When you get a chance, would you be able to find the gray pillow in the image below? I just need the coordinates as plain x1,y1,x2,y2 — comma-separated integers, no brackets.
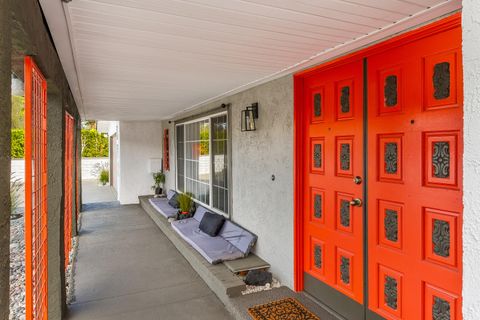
168,193,179,209
199,212,225,237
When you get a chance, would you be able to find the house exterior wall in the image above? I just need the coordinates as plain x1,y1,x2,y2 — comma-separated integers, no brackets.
5,0,82,318
162,11,479,316
118,121,163,204
164,75,295,288
462,1,480,318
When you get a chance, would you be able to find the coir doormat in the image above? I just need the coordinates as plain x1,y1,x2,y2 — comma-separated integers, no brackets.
248,297,320,320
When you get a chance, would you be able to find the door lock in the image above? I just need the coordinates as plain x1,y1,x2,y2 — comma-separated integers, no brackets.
350,198,363,207
353,176,362,185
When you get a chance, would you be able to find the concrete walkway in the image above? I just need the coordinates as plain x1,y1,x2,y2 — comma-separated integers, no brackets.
81,179,118,204
68,204,233,320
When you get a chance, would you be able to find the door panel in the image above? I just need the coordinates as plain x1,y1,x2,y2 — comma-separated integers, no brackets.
367,26,463,319
296,15,462,320
303,59,364,306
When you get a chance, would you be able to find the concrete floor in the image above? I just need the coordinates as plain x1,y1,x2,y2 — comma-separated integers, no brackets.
82,179,118,204
68,204,233,320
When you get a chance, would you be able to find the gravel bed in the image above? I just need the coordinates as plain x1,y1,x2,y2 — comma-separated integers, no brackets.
9,215,26,320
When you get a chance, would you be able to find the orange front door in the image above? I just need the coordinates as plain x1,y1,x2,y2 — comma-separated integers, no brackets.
295,14,462,320
367,24,463,320
302,59,365,311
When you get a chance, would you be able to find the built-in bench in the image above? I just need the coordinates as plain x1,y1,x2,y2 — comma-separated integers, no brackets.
171,205,257,264
140,195,269,299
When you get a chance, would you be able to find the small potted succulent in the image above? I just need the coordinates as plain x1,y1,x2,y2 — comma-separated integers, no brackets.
151,172,166,197
177,192,194,220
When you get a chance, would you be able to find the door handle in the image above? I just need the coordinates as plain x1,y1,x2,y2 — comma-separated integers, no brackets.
353,176,362,185
350,198,363,207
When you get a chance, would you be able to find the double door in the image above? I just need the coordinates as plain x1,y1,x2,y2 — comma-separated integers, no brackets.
299,18,462,320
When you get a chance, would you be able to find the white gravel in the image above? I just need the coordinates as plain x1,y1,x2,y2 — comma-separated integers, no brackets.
8,213,80,319
66,236,78,304
9,216,26,320
241,278,281,295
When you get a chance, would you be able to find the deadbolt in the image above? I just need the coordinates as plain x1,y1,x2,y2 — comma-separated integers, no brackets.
350,198,363,207
353,176,362,185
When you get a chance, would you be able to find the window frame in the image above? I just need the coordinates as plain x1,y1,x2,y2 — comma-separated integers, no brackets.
175,111,229,217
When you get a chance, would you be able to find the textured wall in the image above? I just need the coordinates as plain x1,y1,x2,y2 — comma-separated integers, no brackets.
46,92,66,320
8,0,81,317
462,1,480,318
164,75,295,287
0,0,11,318
118,121,163,204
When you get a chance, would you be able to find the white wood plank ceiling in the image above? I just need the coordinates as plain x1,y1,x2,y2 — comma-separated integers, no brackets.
39,0,461,120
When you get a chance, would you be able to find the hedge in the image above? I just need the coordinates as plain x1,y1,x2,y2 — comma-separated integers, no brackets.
81,129,108,157
10,128,109,158
11,129,25,159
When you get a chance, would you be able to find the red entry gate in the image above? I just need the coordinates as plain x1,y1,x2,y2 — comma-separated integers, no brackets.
24,56,48,320
64,113,75,268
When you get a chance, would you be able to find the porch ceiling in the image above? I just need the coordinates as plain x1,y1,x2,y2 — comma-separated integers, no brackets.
39,0,461,121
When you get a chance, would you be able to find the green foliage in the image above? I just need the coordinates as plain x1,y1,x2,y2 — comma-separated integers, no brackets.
178,192,193,213
11,129,24,159
11,95,25,129
200,125,209,155
81,129,108,157
10,172,23,216
151,172,165,189
82,120,97,130
99,169,109,185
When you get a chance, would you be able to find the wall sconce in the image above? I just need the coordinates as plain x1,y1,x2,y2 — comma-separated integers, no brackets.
241,103,259,132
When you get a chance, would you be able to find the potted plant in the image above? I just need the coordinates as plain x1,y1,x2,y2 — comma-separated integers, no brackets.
99,169,109,186
177,192,194,219
151,172,166,197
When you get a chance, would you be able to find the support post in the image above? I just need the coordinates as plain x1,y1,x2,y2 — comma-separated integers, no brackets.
0,0,12,318
47,91,66,319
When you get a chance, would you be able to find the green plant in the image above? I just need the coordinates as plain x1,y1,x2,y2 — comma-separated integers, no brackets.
11,95,25,129
81,129,108,157
151,172,165,190
99,169,109,186
10,172,23,216
11,128,25,158
178,193,193,213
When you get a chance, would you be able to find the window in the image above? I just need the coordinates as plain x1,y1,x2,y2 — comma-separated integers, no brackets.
176,113,229,214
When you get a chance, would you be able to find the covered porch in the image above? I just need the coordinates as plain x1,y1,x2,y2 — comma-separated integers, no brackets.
1,0,480,320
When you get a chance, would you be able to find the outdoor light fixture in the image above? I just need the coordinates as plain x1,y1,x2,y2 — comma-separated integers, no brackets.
241,103,259,132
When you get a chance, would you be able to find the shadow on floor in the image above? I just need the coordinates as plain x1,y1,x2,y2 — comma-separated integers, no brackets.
81,201,120,212
68,204,233,320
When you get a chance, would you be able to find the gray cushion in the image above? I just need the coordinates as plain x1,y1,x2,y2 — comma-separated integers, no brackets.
171,218,244,264
166,190,176,200
149,198,178,219
193,205,209,222
218,221,257,256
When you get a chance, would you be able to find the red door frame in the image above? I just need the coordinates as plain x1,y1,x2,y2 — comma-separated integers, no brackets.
24,56,48,320
294,13,461,293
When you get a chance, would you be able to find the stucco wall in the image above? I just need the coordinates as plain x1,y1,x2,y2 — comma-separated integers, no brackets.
462,1,480,318
0,0,11,318
118,121,163,204
164,75,295,287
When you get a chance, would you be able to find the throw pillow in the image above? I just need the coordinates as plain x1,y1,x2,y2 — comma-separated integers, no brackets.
199,212,225,237
168,193,179,208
